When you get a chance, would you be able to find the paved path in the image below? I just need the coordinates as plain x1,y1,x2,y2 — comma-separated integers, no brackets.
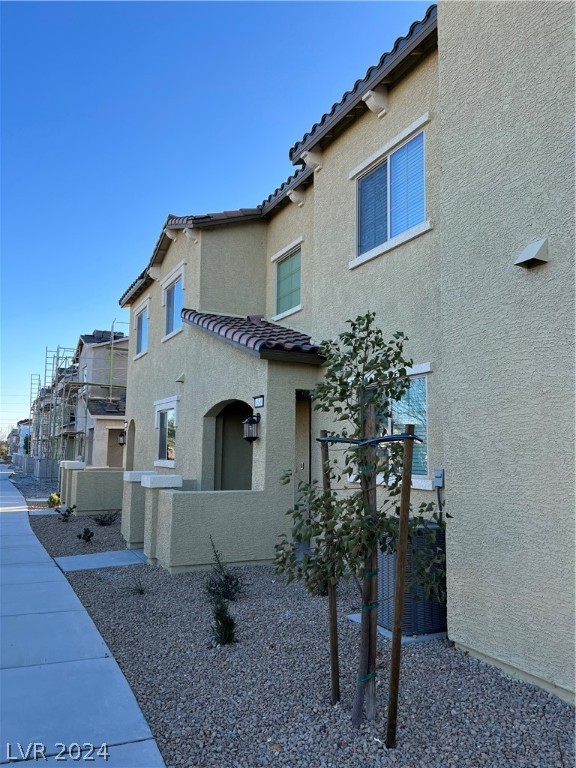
0,469,165,767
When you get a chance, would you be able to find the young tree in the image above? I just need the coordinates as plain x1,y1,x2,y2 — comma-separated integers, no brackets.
275,313,441,726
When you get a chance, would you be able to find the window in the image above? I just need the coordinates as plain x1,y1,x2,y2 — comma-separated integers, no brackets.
165,277,183,335
390,375,428,477
154,395,179,467
276,248,301,316
358,131,425,256
158,409,176,461
136,308,148,355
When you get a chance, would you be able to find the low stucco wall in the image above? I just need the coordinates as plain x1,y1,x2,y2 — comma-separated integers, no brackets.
70,468,124,515
152,489,291,573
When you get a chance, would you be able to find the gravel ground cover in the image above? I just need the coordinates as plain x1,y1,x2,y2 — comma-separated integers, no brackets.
67,564,574,768
7,470,124,556
8,470,59,509
29,510,124,557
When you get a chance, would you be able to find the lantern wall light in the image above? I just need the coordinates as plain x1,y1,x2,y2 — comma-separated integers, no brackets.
242,412,261,443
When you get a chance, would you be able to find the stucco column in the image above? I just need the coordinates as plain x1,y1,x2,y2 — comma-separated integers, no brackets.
141,474,183,564
121,471,158,548
59,461,86,506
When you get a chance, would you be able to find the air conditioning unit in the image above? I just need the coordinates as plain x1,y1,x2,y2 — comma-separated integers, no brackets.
378,523,447,636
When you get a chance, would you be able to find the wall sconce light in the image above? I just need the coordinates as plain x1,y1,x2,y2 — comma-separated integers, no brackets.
118,431,126,446
253,395,265,409
242,412,261,443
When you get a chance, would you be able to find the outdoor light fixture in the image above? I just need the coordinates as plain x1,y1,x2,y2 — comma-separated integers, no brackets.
242,412,261,443
118,431,126,446
253,395,265,409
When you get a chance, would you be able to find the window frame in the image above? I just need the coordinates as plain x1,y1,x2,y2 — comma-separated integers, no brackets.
348,113,432,270
273,245,302,320
154,395,179,468
160,261,186,342
133,297,150,359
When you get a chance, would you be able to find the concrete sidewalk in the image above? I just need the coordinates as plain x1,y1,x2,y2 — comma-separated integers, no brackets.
0,469,165,767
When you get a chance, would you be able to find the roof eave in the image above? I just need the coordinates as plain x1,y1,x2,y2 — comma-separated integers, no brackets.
289,6,438,163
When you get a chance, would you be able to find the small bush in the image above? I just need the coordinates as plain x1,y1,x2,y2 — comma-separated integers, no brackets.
91,512,119,527
129,575,146,595
212,599,236,645
57,505,76,522
205,536,244,602
77,527,94,543
48,492,60,508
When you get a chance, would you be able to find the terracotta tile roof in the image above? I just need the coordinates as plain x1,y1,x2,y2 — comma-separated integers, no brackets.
182,309,324,365
289,4,437,163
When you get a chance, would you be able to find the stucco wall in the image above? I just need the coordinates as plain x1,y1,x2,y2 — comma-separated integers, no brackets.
200,222,267,315
69,468,124,514
438,0,575,701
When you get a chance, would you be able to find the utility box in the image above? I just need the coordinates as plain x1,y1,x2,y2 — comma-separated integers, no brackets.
378,523,447,635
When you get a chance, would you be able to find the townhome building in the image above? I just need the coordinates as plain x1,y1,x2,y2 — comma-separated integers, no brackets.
113,2,573,704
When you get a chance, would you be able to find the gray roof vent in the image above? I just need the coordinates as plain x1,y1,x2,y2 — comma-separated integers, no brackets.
514,238,549,269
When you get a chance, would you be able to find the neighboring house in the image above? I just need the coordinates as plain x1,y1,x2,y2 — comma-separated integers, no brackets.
7,428,19,457
117,1,574,705
73,330,129,467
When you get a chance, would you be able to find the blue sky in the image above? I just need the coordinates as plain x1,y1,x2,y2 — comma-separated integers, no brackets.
0,0,430,432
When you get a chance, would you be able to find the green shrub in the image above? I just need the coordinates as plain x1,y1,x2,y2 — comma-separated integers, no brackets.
77,527,94,543
205,536,244,602
57,505,76,522
212,599,236,645
91,512,119,526
48,492,60,508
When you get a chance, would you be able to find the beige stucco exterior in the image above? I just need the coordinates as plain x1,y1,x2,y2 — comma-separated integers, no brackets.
118,2,574,702
437,0,575,702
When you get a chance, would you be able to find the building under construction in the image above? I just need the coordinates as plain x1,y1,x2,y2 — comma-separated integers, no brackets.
27,330,129,480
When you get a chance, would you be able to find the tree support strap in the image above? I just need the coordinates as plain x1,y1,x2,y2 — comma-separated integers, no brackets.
363,570,378,579
361,601,379,612
357,672,377,683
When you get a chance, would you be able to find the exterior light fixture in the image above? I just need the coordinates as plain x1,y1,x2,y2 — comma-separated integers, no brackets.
253,395,265,409
242,412,261,443
118,431,126,446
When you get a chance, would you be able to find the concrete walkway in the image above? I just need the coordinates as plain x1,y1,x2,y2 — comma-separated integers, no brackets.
0,469,165,767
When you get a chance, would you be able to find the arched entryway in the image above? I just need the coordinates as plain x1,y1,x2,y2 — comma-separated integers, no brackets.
125,419,136,471
214,400,253,490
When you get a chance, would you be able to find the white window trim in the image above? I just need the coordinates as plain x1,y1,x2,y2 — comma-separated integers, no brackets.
274,245,302,318
154,459,176,468
160,260,186,295
349,220,433,270
348,363,433,490
271,236,304,263
272,304,302,322
161,326,184,344
154,396,179,467
349,115,430,268
348,112,431,180
154,396,180,428
133,296,150,359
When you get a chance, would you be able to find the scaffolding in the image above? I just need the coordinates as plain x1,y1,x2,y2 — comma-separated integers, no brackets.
28,330,129,480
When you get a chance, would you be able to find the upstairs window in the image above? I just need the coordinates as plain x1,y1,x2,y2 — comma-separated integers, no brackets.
165,277,183,335
136,308,148,355
358,131,425,256
276,248,301,316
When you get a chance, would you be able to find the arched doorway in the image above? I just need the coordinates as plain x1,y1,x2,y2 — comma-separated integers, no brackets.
125,419,136,471
214,401,253,490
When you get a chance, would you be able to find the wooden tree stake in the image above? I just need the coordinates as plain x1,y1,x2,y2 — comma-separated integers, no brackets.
320,430,340,705
385,424,415,748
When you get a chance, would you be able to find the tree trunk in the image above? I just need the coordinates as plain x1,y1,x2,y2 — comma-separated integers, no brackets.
352,404,379,726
